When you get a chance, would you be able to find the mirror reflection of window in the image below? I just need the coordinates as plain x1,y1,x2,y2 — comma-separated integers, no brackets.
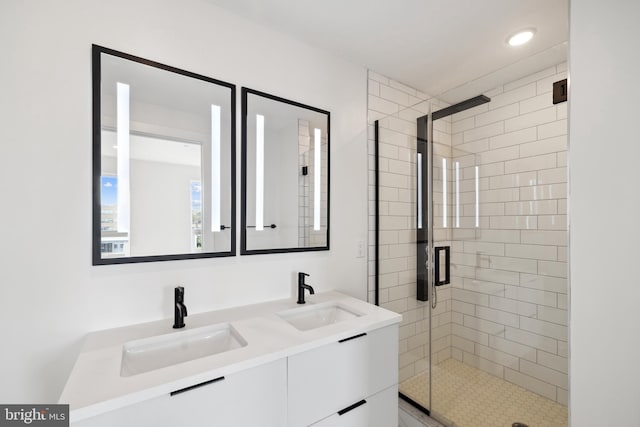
100,176,118,232
101,130,202,256
190,181,202,251
100,175,130,258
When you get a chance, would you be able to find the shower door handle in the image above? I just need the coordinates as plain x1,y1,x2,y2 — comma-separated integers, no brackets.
434,246,450,286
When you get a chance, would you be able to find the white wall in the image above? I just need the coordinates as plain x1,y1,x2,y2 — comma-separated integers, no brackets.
0,0,367,402
569,0,640,425
129,159,199,256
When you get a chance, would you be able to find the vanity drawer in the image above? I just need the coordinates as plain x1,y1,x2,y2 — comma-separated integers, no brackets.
73,358,286,427
310,385,398,427
287,324,398,427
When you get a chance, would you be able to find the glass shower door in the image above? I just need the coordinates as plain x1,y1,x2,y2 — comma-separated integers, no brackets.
428,99,569,427
375,87,568,426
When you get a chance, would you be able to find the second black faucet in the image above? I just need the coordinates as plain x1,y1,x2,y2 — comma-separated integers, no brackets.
173,286,188,328
297,272,315,304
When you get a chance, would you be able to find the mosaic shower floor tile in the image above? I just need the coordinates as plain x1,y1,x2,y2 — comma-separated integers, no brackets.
400,359,568,427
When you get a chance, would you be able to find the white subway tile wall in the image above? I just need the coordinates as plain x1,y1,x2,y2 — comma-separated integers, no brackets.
367,64,568,406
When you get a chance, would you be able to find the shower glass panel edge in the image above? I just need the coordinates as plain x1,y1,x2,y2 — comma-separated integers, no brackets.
372,98,434,417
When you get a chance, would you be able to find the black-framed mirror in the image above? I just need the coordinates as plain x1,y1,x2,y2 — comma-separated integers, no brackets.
92,45,236,264
241,88,330,255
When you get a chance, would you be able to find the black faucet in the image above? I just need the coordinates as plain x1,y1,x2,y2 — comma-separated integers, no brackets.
173,286,188,329
297,272,315,304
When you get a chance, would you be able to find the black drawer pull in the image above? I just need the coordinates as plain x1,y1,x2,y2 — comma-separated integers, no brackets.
170,376,225,396
338,332,367,343
338,399,367,416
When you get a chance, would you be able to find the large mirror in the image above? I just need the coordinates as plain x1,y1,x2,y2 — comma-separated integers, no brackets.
241,88,329,254
93,45,235,264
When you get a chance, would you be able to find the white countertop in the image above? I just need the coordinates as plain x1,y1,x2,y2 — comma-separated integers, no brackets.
59,291,401,422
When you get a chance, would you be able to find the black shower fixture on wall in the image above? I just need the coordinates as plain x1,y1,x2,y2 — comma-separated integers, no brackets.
432,95,491,120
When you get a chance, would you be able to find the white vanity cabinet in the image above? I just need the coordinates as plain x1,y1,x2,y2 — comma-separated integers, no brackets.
63,293,402,427
287,325,399,427
73,358,287,427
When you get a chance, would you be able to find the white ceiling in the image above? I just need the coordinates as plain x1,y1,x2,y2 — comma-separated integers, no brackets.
207,0,568,103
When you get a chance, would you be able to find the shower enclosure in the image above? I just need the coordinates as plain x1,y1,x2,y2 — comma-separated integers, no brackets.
372,70,569,426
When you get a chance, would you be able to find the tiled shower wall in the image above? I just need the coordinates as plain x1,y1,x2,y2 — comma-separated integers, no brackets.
367,64,568,404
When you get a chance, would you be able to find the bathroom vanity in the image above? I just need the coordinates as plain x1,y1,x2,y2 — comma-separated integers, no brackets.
60,292,401,426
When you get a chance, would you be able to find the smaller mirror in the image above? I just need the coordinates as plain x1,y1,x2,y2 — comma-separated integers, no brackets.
93,45,236,264
241,88,330,255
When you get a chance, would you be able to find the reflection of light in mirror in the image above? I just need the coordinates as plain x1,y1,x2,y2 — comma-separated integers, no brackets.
256,114,264,231
211,105,221,232
417,153,422,229
455,161,460,228
116,82,130,233
442,158,447,228
313,128,321,231
475,166,480,227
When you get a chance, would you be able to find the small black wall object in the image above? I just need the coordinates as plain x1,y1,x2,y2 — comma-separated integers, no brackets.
302,166,308,175
553,79,568,104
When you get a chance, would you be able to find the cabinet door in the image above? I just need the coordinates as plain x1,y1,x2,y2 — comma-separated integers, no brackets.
310,385,398,427
287,325,398,427
74,358,286,427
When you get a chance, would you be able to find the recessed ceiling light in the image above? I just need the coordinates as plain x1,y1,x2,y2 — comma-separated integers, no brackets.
507,29,536,46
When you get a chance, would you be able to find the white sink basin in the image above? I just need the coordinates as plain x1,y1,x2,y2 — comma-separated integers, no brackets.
120,323,247,377
278,302,362,331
